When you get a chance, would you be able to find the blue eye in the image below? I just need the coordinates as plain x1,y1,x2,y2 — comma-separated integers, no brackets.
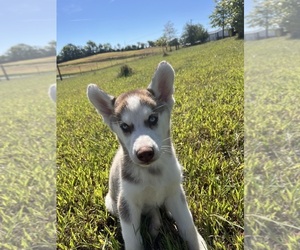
120,123,131,133
148,114,158,126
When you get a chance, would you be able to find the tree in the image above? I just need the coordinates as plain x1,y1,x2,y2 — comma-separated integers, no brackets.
5,44,39,61
227,0,244,38
46,40,56,56
97,43,103,53
247,0,280,38
103,43,112,52
156,36,168,55
148,40,156,47
58,43,82,62
210,0,244,39
85,40,97,55
278,0,300,38
181,22,209,45
140,43,146,49
210,1,231,38
247,0,300,38
0,41,56,63
163,21,177,51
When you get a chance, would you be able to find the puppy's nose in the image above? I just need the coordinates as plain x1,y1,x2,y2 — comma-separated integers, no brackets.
136,146,154,163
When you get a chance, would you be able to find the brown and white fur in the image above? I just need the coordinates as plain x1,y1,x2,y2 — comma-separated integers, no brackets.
87,61,207,250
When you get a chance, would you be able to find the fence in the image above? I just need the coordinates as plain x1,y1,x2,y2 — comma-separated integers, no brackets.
245,28,285,41
56,48,161,80
0,58,56,81
208,29,234,41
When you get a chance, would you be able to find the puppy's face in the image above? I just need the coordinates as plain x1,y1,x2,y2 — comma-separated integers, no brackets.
87,61,175,166
110,89,171,166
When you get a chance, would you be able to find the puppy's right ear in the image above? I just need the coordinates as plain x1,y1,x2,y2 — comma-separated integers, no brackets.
87,84,115,124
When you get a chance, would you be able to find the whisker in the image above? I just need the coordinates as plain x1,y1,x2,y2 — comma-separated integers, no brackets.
153,104,167,112
162,137,172,143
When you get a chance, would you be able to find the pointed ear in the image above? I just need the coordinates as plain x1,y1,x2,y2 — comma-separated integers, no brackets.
87,84,115,124
148,61,175,107
48,83,56,102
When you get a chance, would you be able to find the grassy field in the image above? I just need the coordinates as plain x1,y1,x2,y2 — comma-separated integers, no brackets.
0,74,56,249
57,37,244,249
245,37,300,249
57,47,162,76
0,56,56,78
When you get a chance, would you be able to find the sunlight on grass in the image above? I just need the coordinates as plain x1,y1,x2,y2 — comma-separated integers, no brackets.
245,37,300,249
0,75,56,249
57,38,243,249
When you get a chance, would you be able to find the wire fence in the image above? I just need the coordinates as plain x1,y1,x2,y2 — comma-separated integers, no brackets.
245,28,286,41
208,29,233,41
56,48,162,80
0,59,56,81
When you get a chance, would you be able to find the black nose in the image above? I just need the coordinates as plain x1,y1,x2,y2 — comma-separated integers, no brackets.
136,147,154,163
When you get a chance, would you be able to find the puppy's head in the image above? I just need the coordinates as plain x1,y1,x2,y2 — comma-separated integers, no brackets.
87,61,175,166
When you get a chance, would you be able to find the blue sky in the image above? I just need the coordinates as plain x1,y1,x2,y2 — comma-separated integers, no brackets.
1,0,255,56
0,0,56,55
57,0,217,53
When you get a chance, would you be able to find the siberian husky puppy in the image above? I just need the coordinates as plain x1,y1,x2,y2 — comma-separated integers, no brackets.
87,61,207,250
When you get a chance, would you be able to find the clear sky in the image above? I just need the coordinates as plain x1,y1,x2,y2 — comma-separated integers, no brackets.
0,0,56,55
57,0,216,53
1,0,255,56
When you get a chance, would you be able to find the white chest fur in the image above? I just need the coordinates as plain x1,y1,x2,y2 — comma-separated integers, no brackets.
122,155,182,212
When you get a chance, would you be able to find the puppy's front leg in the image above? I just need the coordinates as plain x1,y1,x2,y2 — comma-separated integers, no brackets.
118,195,143,250
165,186,207,250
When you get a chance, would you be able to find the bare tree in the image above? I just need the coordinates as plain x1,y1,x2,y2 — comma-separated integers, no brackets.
163,21,177,51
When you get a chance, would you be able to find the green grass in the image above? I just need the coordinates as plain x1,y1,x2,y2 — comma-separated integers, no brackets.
0,74,56,249
245,37,300,249
57,37,244,249
57,47,162,76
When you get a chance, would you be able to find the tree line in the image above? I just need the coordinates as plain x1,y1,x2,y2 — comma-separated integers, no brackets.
57,21,211,63
0,41,56,64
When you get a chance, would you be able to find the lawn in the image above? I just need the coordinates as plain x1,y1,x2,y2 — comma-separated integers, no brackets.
245,37,300,249
57,47,162,77
0,74,56,249
57,37,244,249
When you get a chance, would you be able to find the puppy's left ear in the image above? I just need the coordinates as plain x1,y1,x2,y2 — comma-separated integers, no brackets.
148,61,175,107
48,83,56,102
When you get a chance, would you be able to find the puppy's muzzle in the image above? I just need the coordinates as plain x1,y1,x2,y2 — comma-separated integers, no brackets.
136,146,154,163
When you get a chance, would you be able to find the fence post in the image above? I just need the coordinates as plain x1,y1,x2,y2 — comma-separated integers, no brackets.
1,65,9,80
57,65,62,81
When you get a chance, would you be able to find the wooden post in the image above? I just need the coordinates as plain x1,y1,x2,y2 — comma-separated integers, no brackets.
1,65,9,80
57,65,62,81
